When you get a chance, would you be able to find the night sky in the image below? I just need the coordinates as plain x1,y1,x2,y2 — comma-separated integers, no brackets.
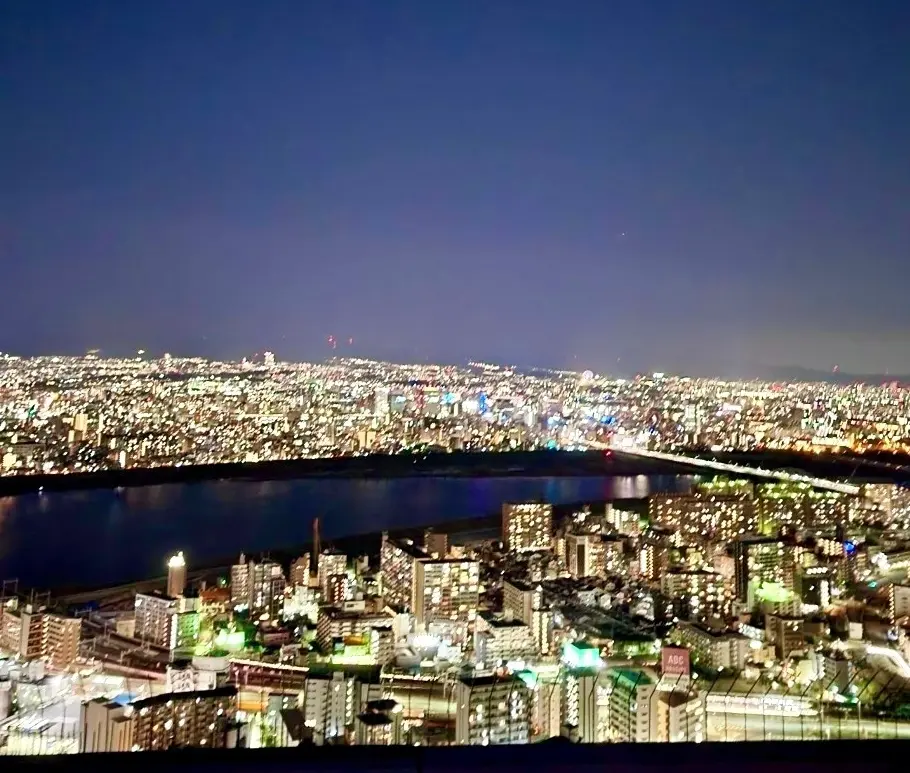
3,1,909,376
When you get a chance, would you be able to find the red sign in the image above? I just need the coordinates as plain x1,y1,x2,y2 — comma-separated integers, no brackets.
661,646,690,676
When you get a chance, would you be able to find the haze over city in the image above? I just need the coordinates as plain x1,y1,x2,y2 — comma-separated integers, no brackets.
3,1,910,375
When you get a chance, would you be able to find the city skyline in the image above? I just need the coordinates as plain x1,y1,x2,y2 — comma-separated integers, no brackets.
3,1,910,374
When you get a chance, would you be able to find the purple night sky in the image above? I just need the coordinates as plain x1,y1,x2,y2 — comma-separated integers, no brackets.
2,1,909,376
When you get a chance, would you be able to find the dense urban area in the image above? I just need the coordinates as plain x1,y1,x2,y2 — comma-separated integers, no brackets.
0,352,909,476
4,354,910,754
4,470,910,751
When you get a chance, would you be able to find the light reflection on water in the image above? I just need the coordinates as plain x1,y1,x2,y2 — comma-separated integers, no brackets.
0,475,692,589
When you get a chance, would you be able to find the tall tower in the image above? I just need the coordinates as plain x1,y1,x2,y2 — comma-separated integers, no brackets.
167,551,187,598
312,517,321,574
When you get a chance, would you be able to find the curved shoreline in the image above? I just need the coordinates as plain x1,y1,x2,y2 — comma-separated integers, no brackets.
0,448,906,497
0,450,692,495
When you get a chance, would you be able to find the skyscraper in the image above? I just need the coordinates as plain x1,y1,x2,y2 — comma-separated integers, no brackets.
502,503,553,552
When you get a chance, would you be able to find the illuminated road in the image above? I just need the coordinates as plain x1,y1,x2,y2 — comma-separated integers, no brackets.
586,442,860,495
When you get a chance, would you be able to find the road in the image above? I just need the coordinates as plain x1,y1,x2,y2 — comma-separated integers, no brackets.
585,442,860,495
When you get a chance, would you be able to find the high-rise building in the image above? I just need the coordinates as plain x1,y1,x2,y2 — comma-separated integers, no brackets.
318,550,347,600
290,553,311,587
455,673,531,746
134,591,177,648
230,554,251,609
380,535,479,622
756,482,850,534
0,605,81,669
562,668,611,743
380,535,424,611
301,672,356,744
607,668,656,742
474,612,538,666
503,503,553,552
660,568,730,622
732,536,798,604
413,557,479,624
503,580,551,654
131,686,239,750
167,551,187,598
565,533,611,578
229,555,286,614
656,690,705,742
649,485,757,543
249,561,286,615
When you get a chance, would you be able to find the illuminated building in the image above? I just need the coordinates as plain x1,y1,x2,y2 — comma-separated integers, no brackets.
669,622,750,671
607,668,656,742
290,553,311,587
756,482,850,533
455,673,530,746
564,533,623,578
230,554,251,608
230,559,287,616
732,536,793,604
656,690,705,742
649,485,757,543
302,672,357,744
796,565,837,608
414,557,479,624
318,549,348,601
316,607,392,649
326,573,350,606
380,535,423,610
134,591,177,648
502,503,553,553
639,539,669,583
373,387,390,418
520,671,562,739
474,612,538,666
503,580,551,654
131,686,238,750
166,551,187,598
660,568,730,622
562,669,610,743
765,614,805,659
0,605,81,669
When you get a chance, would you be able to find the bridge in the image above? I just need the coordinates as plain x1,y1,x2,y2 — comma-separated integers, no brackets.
585,442,861,495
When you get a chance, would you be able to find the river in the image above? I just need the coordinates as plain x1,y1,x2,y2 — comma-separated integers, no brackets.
0,474,690,590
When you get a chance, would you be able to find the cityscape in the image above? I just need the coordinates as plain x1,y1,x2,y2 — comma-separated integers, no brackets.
2,354,910,753
1,352,909,477
4,0,910,765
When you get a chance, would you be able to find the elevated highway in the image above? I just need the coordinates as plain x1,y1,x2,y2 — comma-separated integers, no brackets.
586,442,861,494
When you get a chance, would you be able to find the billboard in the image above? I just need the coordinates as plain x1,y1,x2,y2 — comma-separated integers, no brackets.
661,646,690,676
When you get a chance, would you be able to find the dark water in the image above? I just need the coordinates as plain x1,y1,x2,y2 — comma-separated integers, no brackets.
0,475,690,589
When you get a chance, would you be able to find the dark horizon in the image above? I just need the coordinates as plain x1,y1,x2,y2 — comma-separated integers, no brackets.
3,1,909,375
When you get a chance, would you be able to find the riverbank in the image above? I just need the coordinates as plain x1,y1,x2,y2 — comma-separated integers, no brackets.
0,449,694,496
2,447,907,497
56,497,649,602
